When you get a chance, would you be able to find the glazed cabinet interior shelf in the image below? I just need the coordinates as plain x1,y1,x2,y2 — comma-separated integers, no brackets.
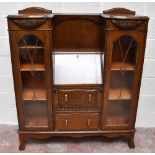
7,7,149,150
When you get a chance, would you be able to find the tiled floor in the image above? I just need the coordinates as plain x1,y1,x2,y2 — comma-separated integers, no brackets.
0,125,155,153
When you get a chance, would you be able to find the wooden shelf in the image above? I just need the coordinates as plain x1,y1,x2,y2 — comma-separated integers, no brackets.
111,62,135,71
109,88,132,100
23,88,47,100
53,48,101,54
19,45,44,49
20,63,45,71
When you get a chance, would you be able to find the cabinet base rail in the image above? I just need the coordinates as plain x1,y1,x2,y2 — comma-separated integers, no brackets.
18,129,135,150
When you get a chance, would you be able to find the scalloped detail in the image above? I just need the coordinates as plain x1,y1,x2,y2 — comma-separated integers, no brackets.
12,18,47,29
111,19,143,30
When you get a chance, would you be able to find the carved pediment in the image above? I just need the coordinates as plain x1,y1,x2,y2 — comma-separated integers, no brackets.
111,19,144,30
12,18,47,29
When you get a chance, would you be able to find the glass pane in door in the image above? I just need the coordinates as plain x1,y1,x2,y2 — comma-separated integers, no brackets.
107,35,137,127
18,35,48,128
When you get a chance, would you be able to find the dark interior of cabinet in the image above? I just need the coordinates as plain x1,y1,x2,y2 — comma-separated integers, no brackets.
111,35,137,68
21,72,47,100
24,101,48,127
107,100,131,126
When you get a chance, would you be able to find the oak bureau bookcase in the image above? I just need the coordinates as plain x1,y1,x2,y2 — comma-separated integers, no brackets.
7,7,149,150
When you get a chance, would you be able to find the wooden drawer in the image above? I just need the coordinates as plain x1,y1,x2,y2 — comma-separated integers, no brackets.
55,113,99,130
57,89,100,107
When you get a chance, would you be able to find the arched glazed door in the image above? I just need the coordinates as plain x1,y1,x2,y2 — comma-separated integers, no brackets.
106,35,138,128
18,35,48,128
9,31,53,130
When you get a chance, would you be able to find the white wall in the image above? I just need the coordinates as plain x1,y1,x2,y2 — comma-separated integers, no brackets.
0,2,155,127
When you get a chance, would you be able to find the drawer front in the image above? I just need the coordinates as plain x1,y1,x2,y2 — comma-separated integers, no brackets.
55,113,99,130
58,89,99,107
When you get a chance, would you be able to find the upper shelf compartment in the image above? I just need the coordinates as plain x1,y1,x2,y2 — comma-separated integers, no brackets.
53,15,103,53
18,35,45,72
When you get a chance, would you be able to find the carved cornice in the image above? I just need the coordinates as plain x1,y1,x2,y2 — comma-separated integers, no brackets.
12,18,47,29
111,19,143,30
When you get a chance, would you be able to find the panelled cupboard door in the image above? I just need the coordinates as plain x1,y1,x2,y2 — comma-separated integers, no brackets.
9,31,53,130
102,31,147,130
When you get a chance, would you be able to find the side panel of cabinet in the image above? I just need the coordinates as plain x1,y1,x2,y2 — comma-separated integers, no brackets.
9,30,53,130
102,30,147,130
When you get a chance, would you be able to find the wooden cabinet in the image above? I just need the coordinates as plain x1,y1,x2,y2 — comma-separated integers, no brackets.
7,7,149,150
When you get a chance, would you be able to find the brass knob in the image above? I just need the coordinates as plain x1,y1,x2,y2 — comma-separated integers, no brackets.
65,94,68,102
65,119,68,127
88,94,91,102
87,119,91,126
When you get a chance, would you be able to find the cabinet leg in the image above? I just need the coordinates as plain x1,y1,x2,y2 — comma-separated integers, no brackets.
19,134,26,151
128,133,135,149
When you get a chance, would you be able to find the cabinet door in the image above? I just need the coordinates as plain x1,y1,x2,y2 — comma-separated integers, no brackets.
102,32,146,129
9,31,53,130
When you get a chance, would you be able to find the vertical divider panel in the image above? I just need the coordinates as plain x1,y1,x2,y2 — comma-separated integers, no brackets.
43,30,54,130
102,31,113,129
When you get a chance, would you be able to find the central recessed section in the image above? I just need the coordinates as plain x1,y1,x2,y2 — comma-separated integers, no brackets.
53,15,104,86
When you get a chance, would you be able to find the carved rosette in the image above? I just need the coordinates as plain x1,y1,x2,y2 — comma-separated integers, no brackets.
111,19,143,30
12,18,47,29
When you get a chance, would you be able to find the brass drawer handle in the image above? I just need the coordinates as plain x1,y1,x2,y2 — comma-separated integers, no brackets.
65,94,68,102
65,119,68,127
88,94,91,102
87,119,91,126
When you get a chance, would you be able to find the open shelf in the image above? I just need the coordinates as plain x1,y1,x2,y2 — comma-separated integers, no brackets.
23,88,47,101
24,101,48,127
109,88,132,100
53,48,101,54
21,72,47,101
20,63,45,71
19,45,44,49
111,62,135,71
